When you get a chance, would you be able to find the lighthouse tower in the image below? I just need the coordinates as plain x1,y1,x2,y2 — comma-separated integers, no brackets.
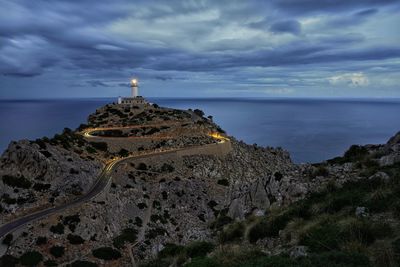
131,78,138,97
118,77,148,107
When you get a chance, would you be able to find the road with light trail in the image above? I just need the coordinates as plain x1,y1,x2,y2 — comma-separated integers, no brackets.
0,123,229,239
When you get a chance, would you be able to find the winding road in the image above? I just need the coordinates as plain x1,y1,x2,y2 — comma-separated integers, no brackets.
0,123,229,239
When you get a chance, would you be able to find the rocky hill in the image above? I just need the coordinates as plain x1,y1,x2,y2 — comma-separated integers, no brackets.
0,102,399,267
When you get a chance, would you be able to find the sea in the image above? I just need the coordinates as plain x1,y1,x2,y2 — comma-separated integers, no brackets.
0,98,399,164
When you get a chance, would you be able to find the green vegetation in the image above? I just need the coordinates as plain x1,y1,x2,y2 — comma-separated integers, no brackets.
19,251,43,266
92,247,121,260
137,162,148,170
50,128,86,149
142,159,400,267
36,236,47,245
67,234,85,244
50,223,65,234
185,241,215,258
44,260,58,266
118,148,129,157
217,179,230,186
50,246,65,258
63,214,81,231
112,228,138,248
70,260,99,267
219,222,245,243
328,145,370,164
141,241,372,267
2,175,32,189
0,255,18,267
89,141,108,151
2,233,13,245
160,163,175,173
193,109,205,117
32,183,51,191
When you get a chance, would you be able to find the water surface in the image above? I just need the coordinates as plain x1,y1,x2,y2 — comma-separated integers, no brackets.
1,98,399,163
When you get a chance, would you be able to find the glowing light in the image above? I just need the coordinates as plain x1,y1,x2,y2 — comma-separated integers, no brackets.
131,78,138,86
208,132,229,142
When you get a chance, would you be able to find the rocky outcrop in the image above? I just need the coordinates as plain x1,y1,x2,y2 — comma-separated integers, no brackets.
1,103,399,266
0,140,101,223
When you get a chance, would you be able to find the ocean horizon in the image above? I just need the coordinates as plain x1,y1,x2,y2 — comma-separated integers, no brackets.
1,97,400,163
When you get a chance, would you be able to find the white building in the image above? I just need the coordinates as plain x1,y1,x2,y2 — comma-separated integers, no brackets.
118,78,148,106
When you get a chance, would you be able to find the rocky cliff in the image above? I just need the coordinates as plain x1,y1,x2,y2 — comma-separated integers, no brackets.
0,102,399,267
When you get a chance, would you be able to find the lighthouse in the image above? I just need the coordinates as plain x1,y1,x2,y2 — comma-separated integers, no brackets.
118,77,148,107
131,78,138,97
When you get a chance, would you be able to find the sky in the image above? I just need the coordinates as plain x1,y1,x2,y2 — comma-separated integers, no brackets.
0,0,399,99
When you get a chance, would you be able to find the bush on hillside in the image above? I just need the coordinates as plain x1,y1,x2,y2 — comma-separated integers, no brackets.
67,234,85,245
50,246,65,258
89,142,108,152
92,247,121,260
2,175,32,189
113,228,138,248
19,251,43,266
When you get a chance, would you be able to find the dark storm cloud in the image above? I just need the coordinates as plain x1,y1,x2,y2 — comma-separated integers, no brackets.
270,0,398,14
0,0,399,98
269,20,302,35
355,8,379,16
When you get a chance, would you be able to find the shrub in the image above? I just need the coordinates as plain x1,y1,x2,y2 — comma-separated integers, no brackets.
140,258,170,267
160,163,174,173
113,228,138,248
219,222,245,243
36,236,47,245
137,163,147,170
2,194,16,204
86,146,96,154
118,149,129,157
134,217,143,227
2,175,32,189
50,246,65,258
33,183,51,191
310,251,370,267
89,142,108,152
185,241,215,258
67,234,85,244
193,109,205,117
370,222,393,239
35,138,47,149
92,247,121,260
392,238,400,262
50,223,65,234
39,150,52,158
299,222,342,252
211,215,233,230
0,255,18,267
2,233,13,245
159,243,185,258
217,179,229,186
274,172,284,181
70,260,99,267
44,260,58,266
184,257,222,267
341,220,375,245
313,166,329,177
137,203,147,209
344,145,369,162
248,213,291,243
19,251,43,266
63,214,81,231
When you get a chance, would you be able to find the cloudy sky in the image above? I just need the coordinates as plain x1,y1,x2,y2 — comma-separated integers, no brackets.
0,0,399,99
